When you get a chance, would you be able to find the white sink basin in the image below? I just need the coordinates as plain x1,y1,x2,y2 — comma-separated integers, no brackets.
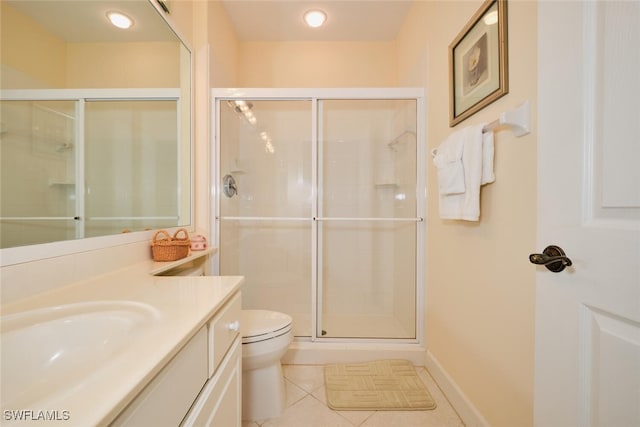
1,301,161,409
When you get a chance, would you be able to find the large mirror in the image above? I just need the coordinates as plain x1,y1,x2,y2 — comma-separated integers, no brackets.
0,0,192,250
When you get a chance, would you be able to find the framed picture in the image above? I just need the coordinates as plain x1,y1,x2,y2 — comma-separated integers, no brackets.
449,0,508,127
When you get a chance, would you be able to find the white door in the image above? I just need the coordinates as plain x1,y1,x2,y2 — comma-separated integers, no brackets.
535,2,640,427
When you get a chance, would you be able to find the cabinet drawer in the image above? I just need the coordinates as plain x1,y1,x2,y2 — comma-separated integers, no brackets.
182,337,242,427
209,291,241,376
111,327,208,427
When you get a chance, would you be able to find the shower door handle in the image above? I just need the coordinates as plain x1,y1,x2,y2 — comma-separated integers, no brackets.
223,174,238,198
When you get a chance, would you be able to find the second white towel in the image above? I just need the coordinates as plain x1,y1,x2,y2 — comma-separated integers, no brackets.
433,124,495,221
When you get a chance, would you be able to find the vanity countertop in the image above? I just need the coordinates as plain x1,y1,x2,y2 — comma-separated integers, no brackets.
0,256,243,427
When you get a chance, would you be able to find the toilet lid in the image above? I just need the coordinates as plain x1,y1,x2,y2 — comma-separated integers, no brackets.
241,310,292,343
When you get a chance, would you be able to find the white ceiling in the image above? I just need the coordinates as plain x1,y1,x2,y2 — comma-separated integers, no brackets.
7,0,413,43
6,1,178,43
220,1,414,42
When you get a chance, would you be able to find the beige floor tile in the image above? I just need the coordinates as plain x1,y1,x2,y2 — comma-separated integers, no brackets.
310,384,327,404
243,380,306,426
361,409,464,427
282,364,325,393
333,409,375,426
262,364,465,427
284,378,308,407
311,385,375,426
415,367,465,425
261,395,354,427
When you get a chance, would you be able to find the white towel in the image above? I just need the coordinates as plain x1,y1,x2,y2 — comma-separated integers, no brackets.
433,124,495,221
481,130,495,185
431,133,465,195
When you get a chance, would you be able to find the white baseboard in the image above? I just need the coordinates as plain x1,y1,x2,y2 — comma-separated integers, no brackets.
425,350,490,427
283,341,426,365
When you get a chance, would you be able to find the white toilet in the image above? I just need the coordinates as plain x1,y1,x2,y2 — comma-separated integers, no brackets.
240,309,293,421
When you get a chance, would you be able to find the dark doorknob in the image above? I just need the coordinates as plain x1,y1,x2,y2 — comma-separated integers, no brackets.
529,245,572,273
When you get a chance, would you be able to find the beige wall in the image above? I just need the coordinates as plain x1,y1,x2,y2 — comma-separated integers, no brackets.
238,41,397,87
397,1,537,426
1,3,66,89
1,2,185,90
208,0,240,88
165,1,194,47
66,42,180,88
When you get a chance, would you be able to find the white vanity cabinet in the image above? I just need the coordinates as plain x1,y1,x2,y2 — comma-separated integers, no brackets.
111,291,242,427
183,292,242,426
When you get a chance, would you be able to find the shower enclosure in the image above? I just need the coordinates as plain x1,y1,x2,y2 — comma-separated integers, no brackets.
213,88,424,345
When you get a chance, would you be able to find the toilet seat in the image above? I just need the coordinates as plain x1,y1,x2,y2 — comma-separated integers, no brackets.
241,310,292,344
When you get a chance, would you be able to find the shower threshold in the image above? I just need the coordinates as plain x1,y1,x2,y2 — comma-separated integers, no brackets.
320,314,415,339
283,339,425,365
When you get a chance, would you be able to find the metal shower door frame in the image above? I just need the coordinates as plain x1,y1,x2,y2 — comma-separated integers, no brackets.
212,88,425,345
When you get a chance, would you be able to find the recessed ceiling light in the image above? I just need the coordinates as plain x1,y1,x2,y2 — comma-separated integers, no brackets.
304,10,327,28
107,11,134,29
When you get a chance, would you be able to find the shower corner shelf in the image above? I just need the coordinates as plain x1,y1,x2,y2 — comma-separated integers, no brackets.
374,183,398,189
48,179,75,187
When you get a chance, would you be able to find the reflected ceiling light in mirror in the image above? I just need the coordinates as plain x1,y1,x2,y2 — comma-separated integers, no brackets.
304,10,327,28
107,11,134,29
483,11,498,25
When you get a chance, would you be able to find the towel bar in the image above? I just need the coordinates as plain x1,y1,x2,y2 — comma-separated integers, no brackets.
482,100,531,137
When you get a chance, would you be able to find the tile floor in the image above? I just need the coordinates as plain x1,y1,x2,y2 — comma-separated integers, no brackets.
242,364,465,427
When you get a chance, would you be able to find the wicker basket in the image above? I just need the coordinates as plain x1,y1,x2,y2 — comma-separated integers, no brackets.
151,228,191,262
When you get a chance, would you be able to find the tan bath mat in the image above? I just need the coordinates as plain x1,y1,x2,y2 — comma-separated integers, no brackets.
324,359,437,411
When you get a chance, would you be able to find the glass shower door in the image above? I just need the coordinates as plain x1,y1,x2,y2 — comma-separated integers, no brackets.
318,99,418,339
218,100,313,337
0,100,78,248
84,100,180,236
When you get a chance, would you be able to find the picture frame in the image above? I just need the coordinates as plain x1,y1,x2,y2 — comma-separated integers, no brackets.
449,0,508,127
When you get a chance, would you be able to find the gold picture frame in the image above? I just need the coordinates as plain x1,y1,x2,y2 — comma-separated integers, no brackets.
449,0,508,127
